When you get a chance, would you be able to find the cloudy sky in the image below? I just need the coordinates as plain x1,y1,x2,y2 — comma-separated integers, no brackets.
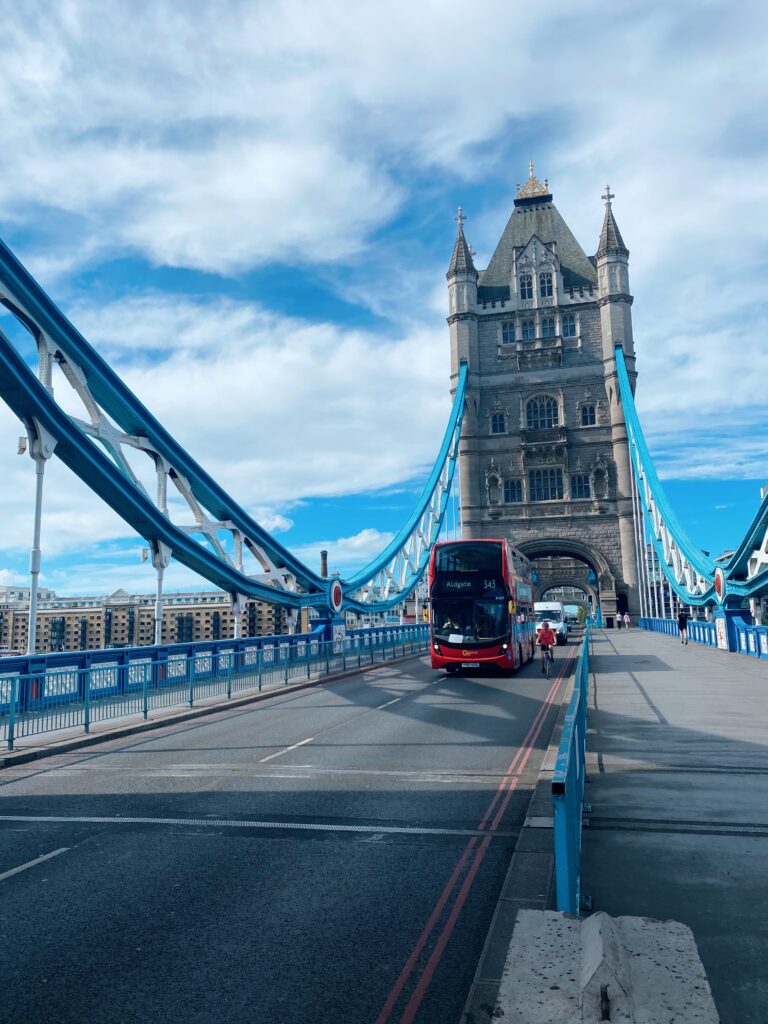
0,0,766,595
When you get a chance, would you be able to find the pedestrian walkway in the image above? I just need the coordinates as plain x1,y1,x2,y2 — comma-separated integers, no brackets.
581,628,768,1024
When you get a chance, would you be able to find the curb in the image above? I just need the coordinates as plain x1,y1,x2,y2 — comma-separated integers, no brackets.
460,657,577,1024
0,649,428,770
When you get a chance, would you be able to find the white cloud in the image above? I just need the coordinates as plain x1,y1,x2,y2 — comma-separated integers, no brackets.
0,568,25,586
0,293,449,568
0,0,767,587
292,528,396,576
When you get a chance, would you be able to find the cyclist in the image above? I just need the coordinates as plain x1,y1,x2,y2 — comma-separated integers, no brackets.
538,620,557,674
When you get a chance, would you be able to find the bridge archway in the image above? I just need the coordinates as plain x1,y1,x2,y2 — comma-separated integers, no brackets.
539,582,596,607
516,537,622,627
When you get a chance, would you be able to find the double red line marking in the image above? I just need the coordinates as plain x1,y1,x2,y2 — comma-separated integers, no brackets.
375,653,575,1024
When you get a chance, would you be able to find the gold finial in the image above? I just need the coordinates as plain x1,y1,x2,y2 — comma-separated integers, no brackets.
516,162,551,199
454,206,466,229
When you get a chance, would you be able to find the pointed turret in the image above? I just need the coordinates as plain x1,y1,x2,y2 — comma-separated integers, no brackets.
597,192,629,258
446,207,477,278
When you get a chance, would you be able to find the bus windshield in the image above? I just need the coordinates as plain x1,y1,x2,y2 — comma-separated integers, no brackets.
432,598,509,643
434,543,503,574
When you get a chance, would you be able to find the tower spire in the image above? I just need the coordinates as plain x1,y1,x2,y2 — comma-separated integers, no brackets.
446,206,477,278
598,186,628,258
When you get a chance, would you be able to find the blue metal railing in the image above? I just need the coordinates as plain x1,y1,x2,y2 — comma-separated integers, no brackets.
0,625,430,751
552,627,590,914
732,617,768,658
639,615,768,656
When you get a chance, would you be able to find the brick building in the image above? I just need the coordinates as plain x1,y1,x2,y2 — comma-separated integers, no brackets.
0,586,303,654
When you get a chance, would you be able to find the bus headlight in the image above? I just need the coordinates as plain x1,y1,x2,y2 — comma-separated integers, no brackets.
501,643,508,651
433,643,441,653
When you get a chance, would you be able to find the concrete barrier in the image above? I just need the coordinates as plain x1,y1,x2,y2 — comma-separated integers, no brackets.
496,909,719,1023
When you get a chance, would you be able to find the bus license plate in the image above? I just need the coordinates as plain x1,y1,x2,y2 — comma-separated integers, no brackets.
461,662,480,668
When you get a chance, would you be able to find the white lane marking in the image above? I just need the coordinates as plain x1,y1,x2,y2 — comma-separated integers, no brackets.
376,697,402,709
0,847,69,883
258,736,315,763
0,816,514,838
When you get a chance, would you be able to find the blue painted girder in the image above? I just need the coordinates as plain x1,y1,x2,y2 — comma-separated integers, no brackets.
0,237,466,610
616,346,768,602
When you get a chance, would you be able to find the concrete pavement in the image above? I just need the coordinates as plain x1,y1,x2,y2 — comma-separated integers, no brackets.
581,628,768,1024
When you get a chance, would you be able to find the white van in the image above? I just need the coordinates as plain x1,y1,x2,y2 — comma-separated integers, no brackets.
534,601,569,646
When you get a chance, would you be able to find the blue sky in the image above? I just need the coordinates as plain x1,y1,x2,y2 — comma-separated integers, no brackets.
0,0,767,596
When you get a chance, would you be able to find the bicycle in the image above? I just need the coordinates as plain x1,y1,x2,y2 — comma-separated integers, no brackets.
541,643,555,679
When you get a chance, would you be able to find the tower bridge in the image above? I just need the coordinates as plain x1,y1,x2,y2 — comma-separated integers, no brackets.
447,166,638,627
1,171,767,1024
0,168,767,653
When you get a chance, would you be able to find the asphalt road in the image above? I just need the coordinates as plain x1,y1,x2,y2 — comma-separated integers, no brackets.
0,645,575,1024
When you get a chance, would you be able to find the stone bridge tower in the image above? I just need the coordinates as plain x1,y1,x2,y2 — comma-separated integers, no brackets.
447,167,639,623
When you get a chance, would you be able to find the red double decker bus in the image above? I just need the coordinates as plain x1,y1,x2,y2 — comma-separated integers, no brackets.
428,539,536,673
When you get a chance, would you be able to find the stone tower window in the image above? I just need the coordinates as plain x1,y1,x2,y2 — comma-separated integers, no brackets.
521,319,535,341
541,317,555,339
501,322,515,344
539,272,553,297
526,395,559,429
491,412,506,434
520,274,533,300
562,314,576,337
580,404,596,426
571,474,591,499
529,468,564,501
504,479,523,503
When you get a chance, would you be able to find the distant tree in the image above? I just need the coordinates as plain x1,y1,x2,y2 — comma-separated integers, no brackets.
577,606,589,625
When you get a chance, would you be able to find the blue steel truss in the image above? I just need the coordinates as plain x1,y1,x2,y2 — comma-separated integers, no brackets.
616,346,768,605
0,236,466,612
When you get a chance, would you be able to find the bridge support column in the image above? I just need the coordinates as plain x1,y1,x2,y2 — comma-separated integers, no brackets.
150,541,172,646
24,419,57,655
231,593,248,639
312,609,346,657
713,600,743,653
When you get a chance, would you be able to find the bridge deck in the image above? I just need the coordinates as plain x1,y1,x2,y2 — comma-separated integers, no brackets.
582,628,768,1024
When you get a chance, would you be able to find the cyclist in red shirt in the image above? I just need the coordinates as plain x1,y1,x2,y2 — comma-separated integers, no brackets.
537,621,557,674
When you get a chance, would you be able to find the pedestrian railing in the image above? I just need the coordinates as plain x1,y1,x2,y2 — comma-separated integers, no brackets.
640,616,718,646
0,625,430,751
733,617,768,658
552,627,590,915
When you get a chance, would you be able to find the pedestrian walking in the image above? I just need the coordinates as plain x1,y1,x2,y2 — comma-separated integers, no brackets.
623,612,631,629
677,609,689,645
617,615,622,630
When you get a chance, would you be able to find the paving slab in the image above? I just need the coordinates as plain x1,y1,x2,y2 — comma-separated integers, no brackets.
582,628,768,1024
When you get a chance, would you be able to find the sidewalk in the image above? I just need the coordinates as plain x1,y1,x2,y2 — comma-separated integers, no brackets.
581,628,768,1024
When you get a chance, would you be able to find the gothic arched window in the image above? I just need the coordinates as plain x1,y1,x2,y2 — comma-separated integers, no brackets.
526,395,559,430
529,468,564,502
520,274,533,300
562,314,576,337
539,272,553,297
571,474,591,499
521,319,535,340
541,317,555,338
491,412,506,434
581,404,596,426
504,479,523,503
501,322,515,344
